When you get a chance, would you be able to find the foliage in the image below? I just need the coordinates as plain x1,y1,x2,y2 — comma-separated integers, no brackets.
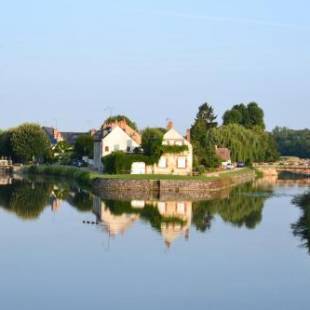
51,141,73,164
192,183,273,231
27,165,93,186
161,145,188,154
74,134,94,159
102,151,153,174
223,102,265,130
141,128,164,162
0,181,51,220
0,130,14,159
191,102,218,141
104,115,138,131
206,124,279,164
272,127,310,158
191,103,219,169
10,123,50,163
292,191,310,254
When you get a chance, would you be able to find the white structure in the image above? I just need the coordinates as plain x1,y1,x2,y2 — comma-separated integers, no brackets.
94,126,141,171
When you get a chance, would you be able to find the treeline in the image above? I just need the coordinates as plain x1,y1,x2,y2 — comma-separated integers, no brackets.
191,102,279,170
272,127,310,159
0,123,94,164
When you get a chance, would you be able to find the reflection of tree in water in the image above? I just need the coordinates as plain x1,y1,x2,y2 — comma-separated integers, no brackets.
0,180,51,219
0,179,94,219
67,190,93,212
292,191,310,254
192,183,272,231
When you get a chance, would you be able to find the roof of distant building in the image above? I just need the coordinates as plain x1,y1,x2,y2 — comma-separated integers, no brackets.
216,147,231,162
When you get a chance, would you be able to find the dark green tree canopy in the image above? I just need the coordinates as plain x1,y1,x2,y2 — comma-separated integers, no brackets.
74,134,94,159
191,103,217,140
190,103,219,169
141,128,164,161
272,127,310,158
223,102,265,130
10,123,50,163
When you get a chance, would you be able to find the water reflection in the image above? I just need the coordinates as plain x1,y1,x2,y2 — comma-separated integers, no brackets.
292,190,310,253
0,179,93,220
3,176,310,252
92,183,274,247
0,177,275,247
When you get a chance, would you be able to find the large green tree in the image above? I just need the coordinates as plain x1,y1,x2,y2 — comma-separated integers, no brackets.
10,123,50,163
190,103,219,169
223,102,265,129
141,128,164,161
0,130,14,158
74,134,94,159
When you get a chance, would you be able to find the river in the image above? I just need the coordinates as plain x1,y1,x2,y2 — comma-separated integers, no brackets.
0,174,310,309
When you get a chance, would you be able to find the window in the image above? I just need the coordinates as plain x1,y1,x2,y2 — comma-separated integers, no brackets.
177,157,187,169
127,146,131,152
159,157,167,168
105,146,109,152
177,202,186,215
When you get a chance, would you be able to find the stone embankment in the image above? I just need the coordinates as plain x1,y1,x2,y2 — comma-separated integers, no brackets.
93,170,255,201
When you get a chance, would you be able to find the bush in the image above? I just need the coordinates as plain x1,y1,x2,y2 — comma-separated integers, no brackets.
102,151,153,174
26,165,92,186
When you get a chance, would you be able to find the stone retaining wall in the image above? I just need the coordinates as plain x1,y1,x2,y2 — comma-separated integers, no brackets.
93,171,255,201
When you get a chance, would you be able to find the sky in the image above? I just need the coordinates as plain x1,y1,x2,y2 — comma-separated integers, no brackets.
1,0,309,132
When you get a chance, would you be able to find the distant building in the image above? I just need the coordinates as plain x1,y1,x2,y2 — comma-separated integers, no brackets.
215,146,231,167
43,127,87,146
93,119,142,171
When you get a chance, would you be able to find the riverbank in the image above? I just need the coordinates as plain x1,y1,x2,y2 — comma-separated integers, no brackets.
23,165,256,197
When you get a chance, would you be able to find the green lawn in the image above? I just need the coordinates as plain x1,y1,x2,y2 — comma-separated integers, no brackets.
90,167,253,181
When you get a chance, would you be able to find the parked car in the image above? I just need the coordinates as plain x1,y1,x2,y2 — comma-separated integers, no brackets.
237,161,245,168
71,160,87,168
225,163,235,170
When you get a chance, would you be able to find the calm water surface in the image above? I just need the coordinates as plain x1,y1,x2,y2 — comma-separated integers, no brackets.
1,175,310,310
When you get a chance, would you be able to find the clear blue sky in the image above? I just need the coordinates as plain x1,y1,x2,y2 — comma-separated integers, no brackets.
1,0,309,132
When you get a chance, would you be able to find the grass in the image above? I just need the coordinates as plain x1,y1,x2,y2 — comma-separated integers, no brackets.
24,164,254,184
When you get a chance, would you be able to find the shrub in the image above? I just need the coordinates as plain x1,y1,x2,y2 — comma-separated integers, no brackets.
102,152,153,174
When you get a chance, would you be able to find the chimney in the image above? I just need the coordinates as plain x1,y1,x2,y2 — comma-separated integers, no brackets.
89,129,97,136
186,129,191,143
167,120,174,130
53,129,63,142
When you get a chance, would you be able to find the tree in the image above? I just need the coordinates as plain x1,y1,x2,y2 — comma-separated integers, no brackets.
141,128,164,161
206,124,278,164
10,124,50,163
0,130,14,158
74,134,94,159
272,127,310,158
223,102,265,129
191,103,217,140
190,103,219,169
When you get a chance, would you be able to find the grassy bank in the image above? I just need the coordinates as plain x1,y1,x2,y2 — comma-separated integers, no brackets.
25,165,97,187
24,165,254,184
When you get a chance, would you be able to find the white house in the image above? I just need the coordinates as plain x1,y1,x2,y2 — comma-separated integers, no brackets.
94,121,141,171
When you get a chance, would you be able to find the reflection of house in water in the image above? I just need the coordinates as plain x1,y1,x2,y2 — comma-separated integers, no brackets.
51,196,63,212
157,201,192,247
93,196,193,247
0,175,13,185
93,197,139,237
